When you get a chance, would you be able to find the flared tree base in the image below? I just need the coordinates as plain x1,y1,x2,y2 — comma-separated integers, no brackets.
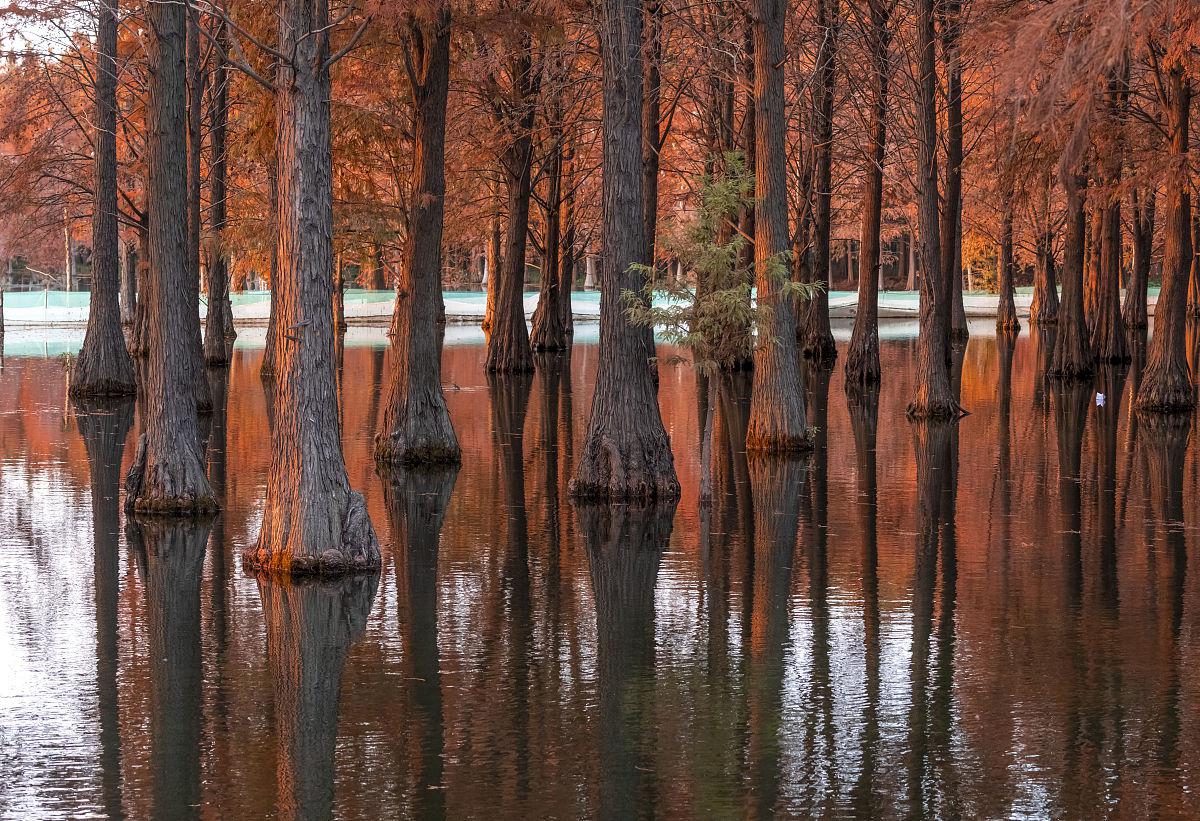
744,429,816,455
570,428,680,503
800,332,838,365
905,398,965,421
996,317,1021,335
124,433,219,514
245,490,381,575
843,335,880,389
374,436,461,468
1136,364,1195,414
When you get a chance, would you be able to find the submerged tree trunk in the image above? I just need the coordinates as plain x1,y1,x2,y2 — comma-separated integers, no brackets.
485,38,537,374
1124,188,1154,329
375,6,460,466
1030,228,1059,325
571,0,679,500
247,0,380,574
1137,69,1193,414
746,0,810,450
906,0,958,418
124,0,217,513
72,0,136,397
844,0,890,389
530,120,568,351
940,0,967,343
997,192,1020,334
798,0,839,364
204,22,235,365
1050,172,1095,379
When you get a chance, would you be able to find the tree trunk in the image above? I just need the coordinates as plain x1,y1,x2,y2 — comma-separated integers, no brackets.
375,7,460,466
204,22,235,365
746,0,810,451
1083,203,1102,328
571,0,679,500
130,219,150,356
1030,228,1059,325
844,0,889,389
72,0,136,397
1050,172,1094,379
1124,188,1154,328
482,178,501,333
1187,212,1200,318
799,0,839,364
906,0,958,418
257,573,376,821
531,119,567,351
262,159,282,378
120,238,137,325
184,7,212,412
247,0,381,574
642,0,663,266
1136,69,1193,413
557,141,576,337
997,192,1020,334
940,0,967,343
1092,181,1128,362
124,0,217,513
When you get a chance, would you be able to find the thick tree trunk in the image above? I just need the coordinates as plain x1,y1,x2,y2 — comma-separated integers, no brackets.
204,24,235,365
940,0,967,343
571,0,679,500
257,573,376,821
844,0,889,389
1124,188,1154,329
1050,172,1094,379
997,193,1020,334
485,37,537,373
798,0,839,364
1083,203,1102,328
184,8,212,413
746,0,810,450
124,0,217,513
72,0,136,397
1092,121,1128,363
1030,229,1059,325
375,7,460,466
1137,70,1193,414
482,179,501,334
906,0,958,418
530,124,568,351
247,0,381,574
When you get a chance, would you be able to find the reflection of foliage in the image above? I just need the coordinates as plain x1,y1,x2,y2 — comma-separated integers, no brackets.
622,153,822,372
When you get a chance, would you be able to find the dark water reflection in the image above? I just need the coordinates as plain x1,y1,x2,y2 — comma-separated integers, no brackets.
4,324,1200,818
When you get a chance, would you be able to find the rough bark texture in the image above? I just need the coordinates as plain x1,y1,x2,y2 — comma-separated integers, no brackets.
247,0,381,575
1137,70,1194,414
261,160,281,378
484,34,536,374
184,9,212,414
642,0,663,266
906,0,958,418
375,7,460,466
997,193,1021,335
571,0,679,500
1030,229,1059,325
940,0,967,343
558,144,576,338
1188,213,1200,318
71,0,136,398
530,120,568,351
746,0,811,451
844,0,889,389
1050,173,1095,379
1091,139,1128,363
257,572,377,821
1124,189,1154,329
204,24,235,365
124,0,217,513
120,239,137,326
798,0,839,364
482,182,501,334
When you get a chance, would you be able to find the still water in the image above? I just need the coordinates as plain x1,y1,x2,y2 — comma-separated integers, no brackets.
2,322,1200,820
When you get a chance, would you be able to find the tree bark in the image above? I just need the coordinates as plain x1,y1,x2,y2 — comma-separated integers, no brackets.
940,0,967,343
1124,188,1154,328
1091,95,1128,363
571,0,679,500
72,0,136,397
746,0,810,450
642,0,663,266
530,116,568,351
1187,212,1200,318
482,179,501,334
906,0,958,418
798,0,839,364
1050,172,1094,379
1030,228,1059,325
184,6,212,412
1136,69,1193,414
375,6,460,466
247,0,381,574
557,142,576,337
844,0,889,389
262,159,282,378
204,19,235,365
485,34,537,374
124,0,217,513
997,192,1020,334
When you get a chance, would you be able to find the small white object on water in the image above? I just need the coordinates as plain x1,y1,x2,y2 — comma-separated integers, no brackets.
1096,393,1106,407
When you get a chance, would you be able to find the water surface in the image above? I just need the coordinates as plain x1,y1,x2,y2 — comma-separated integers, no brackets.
2,323,1200,819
